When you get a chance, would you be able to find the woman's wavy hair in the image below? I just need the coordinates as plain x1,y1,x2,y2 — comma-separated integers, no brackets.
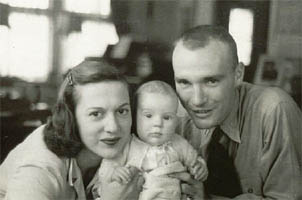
44,59,130,158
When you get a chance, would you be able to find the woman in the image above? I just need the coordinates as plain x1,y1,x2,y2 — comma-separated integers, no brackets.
0,60,142,200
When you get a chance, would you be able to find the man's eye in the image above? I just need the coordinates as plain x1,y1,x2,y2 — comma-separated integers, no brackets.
117,108,129,116
206,78,219,86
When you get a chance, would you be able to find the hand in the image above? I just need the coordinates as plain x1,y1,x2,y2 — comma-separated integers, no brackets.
189,158,208,181
102,166,144,200
169,171,207,200
111,166,133,184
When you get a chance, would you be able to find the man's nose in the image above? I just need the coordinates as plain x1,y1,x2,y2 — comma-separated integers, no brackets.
104,113,119,133
192,85,208,106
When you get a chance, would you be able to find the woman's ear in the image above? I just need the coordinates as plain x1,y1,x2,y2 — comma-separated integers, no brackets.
235,62,245,86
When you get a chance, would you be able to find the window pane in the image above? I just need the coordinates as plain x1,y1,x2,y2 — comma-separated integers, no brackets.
61,21,118,72
229,8,254,66
8,0,49,9
64,0,111,15
0,0,8,4
0,25,9,75
0,13,50,82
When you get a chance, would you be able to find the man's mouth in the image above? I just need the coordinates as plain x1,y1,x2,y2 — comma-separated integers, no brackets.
191,109,212,117
100,137,120,145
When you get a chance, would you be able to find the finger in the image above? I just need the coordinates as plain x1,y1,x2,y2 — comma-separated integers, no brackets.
120,168,131,178
190,159,197,168
118,170,132,183
192,164,201,175
181,193,187,200
200,169,209,181
136,175,145,191
169,172,195,184
194,173,203,181
181,183,197,196
127,166,140,176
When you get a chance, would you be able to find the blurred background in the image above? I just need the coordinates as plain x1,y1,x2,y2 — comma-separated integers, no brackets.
0,0,301,162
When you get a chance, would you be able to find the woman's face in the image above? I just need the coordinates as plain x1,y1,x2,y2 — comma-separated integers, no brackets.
75,81,132,159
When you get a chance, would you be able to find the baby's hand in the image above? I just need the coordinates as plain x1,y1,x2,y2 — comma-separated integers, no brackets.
111,166,134,184
189,157,208,181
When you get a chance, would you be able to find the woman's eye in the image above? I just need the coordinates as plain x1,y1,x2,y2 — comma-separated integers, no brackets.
176,79,190,87
89,111,103,118
117,108,129,116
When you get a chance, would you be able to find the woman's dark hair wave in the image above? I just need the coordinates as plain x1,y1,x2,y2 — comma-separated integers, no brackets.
44,59,130,158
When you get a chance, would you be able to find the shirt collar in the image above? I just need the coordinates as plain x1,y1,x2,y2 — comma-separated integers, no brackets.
220,89,241,143
67,158,78,187
66,158,99,199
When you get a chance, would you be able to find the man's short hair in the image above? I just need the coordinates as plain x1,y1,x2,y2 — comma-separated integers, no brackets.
176,25,239,68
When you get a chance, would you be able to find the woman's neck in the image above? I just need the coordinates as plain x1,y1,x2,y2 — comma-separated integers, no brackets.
76,148,102,186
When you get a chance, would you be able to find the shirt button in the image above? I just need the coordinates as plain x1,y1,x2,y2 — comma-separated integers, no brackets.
248,188,253,193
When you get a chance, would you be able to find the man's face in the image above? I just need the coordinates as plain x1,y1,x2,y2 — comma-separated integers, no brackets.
172,40,242,129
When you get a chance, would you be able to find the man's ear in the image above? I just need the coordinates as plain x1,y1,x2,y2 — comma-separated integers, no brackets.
235,62,245,86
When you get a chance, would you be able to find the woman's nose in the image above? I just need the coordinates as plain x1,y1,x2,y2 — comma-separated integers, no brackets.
104,113,119,133
192,85,208,106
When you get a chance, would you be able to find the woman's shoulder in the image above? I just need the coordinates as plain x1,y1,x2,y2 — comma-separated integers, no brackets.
3,125,67,173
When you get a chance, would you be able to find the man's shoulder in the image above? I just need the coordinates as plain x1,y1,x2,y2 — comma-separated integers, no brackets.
239,82,296,111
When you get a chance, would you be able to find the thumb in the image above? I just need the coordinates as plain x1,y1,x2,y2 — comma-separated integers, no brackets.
127,166,144,191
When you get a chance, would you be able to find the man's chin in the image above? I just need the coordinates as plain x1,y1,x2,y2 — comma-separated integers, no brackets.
191,117,216,129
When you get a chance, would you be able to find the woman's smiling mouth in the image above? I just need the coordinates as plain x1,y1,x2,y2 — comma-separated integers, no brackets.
100,137,120,145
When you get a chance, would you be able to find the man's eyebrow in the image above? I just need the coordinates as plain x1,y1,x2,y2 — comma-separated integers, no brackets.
204,74,225,79
119,103,130,107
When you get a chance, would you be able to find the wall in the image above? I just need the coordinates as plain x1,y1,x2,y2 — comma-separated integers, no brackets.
128,0,183,46
268,0,302,59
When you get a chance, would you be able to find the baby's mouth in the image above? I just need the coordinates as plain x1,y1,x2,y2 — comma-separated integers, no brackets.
150,132,162,138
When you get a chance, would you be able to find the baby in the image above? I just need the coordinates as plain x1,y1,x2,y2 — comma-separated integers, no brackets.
97,80,208,200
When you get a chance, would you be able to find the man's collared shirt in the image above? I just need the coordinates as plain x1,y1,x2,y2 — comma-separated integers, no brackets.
176,82,302,199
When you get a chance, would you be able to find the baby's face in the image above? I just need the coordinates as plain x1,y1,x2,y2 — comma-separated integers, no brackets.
136,92,178,146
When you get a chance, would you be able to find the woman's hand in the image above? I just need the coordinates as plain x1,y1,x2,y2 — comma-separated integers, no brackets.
169,171,207,200
101,166,144,200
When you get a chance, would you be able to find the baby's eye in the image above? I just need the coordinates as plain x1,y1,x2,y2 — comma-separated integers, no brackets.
163,115,173,120
144,113,152,118
117,108,129,116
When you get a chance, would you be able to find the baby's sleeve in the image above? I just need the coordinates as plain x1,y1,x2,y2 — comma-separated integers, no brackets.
172,134,203,168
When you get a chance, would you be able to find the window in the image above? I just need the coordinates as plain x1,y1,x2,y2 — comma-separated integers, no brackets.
229,8,254,66
0,0,115,82
0,13,50,82
62,20,118,72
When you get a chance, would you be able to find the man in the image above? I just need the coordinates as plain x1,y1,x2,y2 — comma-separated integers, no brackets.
171,25,301,199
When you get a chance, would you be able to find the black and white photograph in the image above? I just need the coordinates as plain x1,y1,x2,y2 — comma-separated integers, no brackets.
0,0,301,199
